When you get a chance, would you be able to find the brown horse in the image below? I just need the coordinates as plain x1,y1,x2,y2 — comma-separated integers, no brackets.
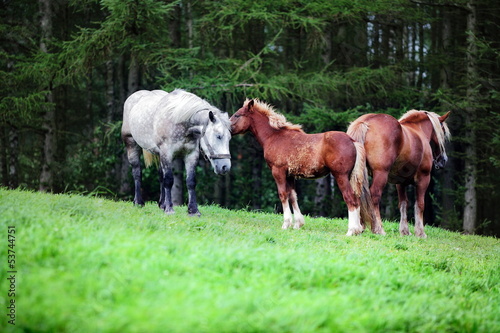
347,110,451,237
230,99,376,236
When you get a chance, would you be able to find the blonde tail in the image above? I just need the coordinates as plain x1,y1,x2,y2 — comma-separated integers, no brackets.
349,142,365,197
143,149,159,168
347,121,375,230
347,120,369,145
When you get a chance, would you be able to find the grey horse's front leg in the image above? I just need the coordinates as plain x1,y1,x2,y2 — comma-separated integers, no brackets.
184,151,201,217
159,156,175,214
158,167,166,210
123,136,144,206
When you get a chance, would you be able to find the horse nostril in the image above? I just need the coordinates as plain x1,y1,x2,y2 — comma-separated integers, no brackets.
222,165,228,172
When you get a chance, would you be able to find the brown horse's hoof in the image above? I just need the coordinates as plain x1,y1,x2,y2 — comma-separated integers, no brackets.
415,231,427,238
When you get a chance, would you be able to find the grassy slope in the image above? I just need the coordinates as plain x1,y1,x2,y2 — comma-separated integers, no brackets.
0,189,499,333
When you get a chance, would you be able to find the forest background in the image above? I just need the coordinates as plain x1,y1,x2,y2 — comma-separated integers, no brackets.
1,0,499,236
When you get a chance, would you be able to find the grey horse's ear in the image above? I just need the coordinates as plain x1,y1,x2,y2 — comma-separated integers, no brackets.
209,111,216,123
187,126,202,139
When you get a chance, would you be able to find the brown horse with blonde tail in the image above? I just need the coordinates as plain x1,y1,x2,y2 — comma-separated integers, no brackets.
230,99,378,236
347,110,451,238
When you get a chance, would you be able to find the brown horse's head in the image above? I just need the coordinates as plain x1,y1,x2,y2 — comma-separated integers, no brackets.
230,99,255,135
429,111,451,169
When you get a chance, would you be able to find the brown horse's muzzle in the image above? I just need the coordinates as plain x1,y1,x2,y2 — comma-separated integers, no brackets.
434,152,448,169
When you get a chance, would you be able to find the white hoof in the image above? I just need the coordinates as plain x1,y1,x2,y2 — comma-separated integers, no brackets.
282,220,292,229
346,227,363,236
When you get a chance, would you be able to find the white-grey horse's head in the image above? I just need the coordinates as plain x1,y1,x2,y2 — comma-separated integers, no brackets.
199,111,231,175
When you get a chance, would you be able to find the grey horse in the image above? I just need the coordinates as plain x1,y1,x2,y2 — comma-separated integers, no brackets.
121,89,231,216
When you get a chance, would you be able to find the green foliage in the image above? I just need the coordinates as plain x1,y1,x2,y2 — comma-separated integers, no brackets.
1,189,499,332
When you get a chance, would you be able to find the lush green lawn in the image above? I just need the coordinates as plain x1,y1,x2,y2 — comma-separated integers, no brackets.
1,189,499,332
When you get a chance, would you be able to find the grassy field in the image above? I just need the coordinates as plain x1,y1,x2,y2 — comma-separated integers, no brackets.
1,188,499,332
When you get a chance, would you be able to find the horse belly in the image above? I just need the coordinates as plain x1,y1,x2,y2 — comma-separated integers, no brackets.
291,167,329,179
388,161,417,184
284,149,327,179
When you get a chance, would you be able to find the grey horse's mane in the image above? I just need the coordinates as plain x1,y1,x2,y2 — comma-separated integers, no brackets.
165,89,229,126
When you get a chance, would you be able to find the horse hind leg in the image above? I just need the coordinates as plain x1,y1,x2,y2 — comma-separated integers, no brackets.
288,178,305,229
123,135,144,206
158,149,175,214
397,184,411,236
414,176,430,238
369,170,389,235
334,173,363,236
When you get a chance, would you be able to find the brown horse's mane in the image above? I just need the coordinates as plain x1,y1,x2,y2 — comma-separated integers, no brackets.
399,109,451,153
246,99,303,132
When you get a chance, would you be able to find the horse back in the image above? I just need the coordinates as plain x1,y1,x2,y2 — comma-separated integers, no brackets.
355,114,403,172
123,91,167,151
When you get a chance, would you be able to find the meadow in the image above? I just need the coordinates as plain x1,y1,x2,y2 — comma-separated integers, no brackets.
1,188,499,332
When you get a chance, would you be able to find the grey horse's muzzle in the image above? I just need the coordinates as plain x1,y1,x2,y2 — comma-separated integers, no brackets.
213,159,231,175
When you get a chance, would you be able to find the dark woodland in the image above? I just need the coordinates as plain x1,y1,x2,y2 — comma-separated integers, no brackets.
1,0,499,235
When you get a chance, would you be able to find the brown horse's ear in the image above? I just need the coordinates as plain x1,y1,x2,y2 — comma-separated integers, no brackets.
439,111,451,123
247,99,255,112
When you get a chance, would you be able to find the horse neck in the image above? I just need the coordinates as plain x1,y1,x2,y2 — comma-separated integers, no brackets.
418,117,435,142
190,109,209,125
249,112,278,147
403,117,434,143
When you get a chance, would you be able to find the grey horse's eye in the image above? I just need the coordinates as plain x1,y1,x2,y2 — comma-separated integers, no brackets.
217,134,223,140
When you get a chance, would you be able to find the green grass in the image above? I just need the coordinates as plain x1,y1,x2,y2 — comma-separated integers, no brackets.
1,188,499,332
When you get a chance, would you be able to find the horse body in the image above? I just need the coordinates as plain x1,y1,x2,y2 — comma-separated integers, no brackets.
231,99,375,235
122,89,231,216
347,110,450,237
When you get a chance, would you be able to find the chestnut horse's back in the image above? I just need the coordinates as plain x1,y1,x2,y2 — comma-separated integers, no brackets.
347,113,403,172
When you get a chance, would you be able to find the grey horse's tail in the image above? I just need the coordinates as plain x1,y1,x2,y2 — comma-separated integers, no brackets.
143,150,159,168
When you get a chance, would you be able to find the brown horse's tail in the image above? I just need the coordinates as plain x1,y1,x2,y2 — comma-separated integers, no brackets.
143,149,159,168
348,121,376,230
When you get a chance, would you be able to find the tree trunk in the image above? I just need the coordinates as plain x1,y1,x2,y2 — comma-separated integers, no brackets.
439,9,457,230
118,54,131,197
185,0,193,49
417,21,424,88
463,1,478,234
128,53,139,96
8,127,18,188
251,148,262,210
0,128,6,186
106,59,115,122
314,176,331,217
39,0,56,192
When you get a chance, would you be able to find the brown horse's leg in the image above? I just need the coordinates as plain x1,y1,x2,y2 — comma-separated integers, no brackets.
334,173,363,236
397,184,411,235
369,170,389,234
272,168,293,229
414,175,430,238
